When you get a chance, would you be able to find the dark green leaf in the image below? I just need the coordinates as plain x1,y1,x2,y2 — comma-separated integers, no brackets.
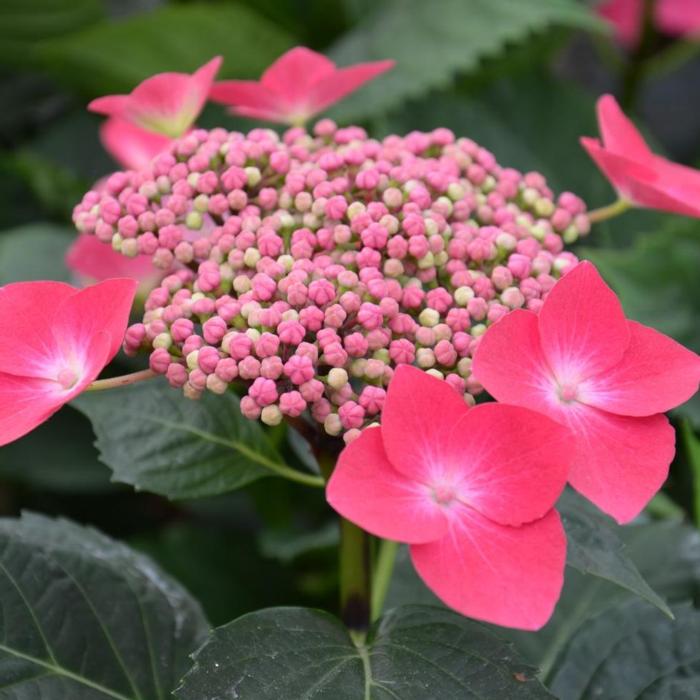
327,0,603,122
550,601,700,700
36,4,294,95
559,490,672,617
0,512,208,698
510,520,700,681
383,520,700,680
378,73,599,199
0,223,73,284
175,605,553,699
73,380,291,499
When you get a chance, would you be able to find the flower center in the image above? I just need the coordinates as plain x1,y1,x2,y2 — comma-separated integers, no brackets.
57,367,79,390
557,382,578,403
431,483,456,506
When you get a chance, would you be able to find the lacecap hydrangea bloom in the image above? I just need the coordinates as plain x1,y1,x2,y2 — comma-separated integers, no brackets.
72,120,590,441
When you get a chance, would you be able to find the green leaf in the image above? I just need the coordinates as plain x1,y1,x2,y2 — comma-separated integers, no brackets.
0,0,103,65
508,520,700,682
175,605,553,699
558,490,672,617
0,512,208,699
377,73,599,199
550,600,700,700
327,0,604,122
383,519,700,681
0,406,113,493
0,223,74,284
36,4,294,95
72,380,305,499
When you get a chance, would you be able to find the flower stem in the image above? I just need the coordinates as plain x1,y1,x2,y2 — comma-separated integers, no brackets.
587,198,632,224
316,446,372,632
339,517,372,632
371,539,399,621
86,369,157,392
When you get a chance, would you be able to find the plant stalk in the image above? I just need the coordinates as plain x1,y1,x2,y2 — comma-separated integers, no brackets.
587,198,632,224
87,369,157,391
371,539,399,621
339,517,372,632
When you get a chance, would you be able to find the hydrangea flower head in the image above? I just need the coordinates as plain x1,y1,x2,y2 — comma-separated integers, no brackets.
73,120,590,440
473,261,700,523
327,365,570,630
89,57,222,138
210,47,394,125
0,279,136,445
581,94,700,217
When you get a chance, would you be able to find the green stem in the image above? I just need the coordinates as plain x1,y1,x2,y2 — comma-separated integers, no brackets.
339,517,372,633
371,539,398,621
587,198,632,224
316,448,372,631
87,369,157,392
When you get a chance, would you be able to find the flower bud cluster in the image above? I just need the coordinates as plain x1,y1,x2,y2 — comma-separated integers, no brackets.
74,120,588,440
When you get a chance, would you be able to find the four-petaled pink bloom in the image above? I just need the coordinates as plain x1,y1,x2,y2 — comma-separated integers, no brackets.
581,94,700,217
66,234,161,291
0,279,137,446
598,0,700,48
327,365,570,630
473,261,700,524
89,57,222,137
210,46,394,125
99,118,172,170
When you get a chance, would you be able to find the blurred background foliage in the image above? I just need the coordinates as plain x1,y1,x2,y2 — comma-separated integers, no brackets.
1,0,700,632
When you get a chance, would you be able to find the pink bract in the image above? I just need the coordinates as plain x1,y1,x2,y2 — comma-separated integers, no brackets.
0,279,137,446
100,118,172,170
473,261,700,524
66,234,161,288
210,46,394,125
326,365,570,630
89,57,222,137
581,94,700,217
598,0,700,47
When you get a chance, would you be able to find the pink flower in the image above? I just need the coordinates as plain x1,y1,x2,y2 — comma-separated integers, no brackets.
0,279,137,445
327,365,570,630
210,47,394,125
598,0,700,47
66,234,160,290
581,94,700,217
89,57,222,137
473,261,700,524
99,118,172,170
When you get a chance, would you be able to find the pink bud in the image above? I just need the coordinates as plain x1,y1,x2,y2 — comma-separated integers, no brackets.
338,401,365,429
284,355,314,385
149,348,172,374
359,386,386,414
248,377,278,406
279,391,306,417
215,358,238,382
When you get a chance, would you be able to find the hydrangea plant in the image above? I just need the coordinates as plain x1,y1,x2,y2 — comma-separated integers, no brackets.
2,43,700,699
